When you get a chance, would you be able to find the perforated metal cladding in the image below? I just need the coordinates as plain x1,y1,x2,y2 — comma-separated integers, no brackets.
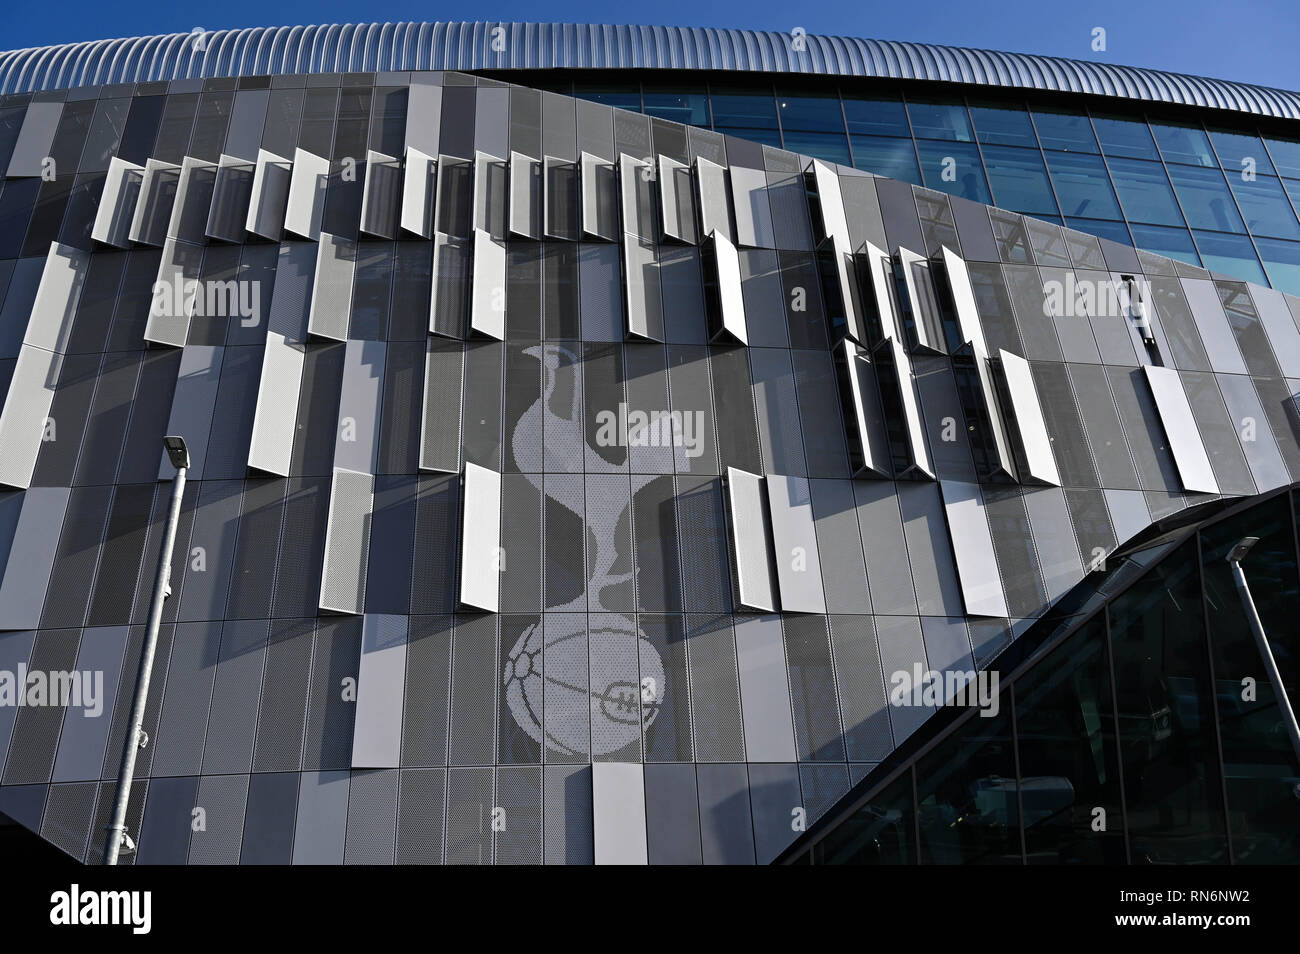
303,617,362,772
685,615,746,762
798,762,851,824
445,766,494,864
827,615,893,762
495,765,543,864
396,768,447,863
449,614,498,765
2,628,81,784
783,615,846,762
38,486,112,630
99,623,175,780
344,768,398,864
86,483,156,626
252,618,314,773
188,774,249,865
39,781,96,860
318,467,373,616
85,778,147,865
543,764,593,864
149,621,221,778
201,619,269,775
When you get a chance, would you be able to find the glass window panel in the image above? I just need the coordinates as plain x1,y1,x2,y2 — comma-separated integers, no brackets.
572,84,641,111
814,769,916,864
1128,224,1202,267
715,126,783,148
842,95,911,137
915,701,1021,864
968,102,1038,148
1193,230,1268,285
1166,164,1246,233
1255,237,1300,296
1043,151,1122,219
780,130,851,165
1014,616,1126,863
1152,121,1216,167
1092,114,1160,160
1109,539,1229,863
1208,128,1274,176
981,145,1058,216
849,135,921,184
1063,217,1132,247
1031,109,1098,153
1264,136,1300,179
1107,156,1185,226
1227,174,1300,240
776,91,845,132
915,140,991,204
642,87,709,126
906,99,973,142
709,85,779,129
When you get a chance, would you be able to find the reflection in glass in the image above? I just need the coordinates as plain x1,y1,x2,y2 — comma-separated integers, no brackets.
907,99,974,142
915,140,991,204
1128,224,1201,267
1043,151,1122,219
642,87,709,126
776,91,845,132
814,769,916,864
1152,121,1217,168
1264,136,1300,180
1092,115,1161,161
981,145,1059,216
1031,109,1099,153
1209,129,1274,176
1227,175,1300,240
1166,164,1246,233
1107,157,1186,227
849,135,921,184
841,94,911,137
708,85,779,128
969,102,1038,148
1194,231,1267,286
1255,237,1300,296
781,130,851,165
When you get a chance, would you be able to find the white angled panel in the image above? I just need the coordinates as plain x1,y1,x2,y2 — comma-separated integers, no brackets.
766,474,827,615
459,462,502,613
617,153,655,243
245,149,292,240
581,151,618,241
826,235,864,343
939,480,1010,618
896,247,946,354
129,158,181,247
0,346,60,489
471,228,506,340
205,153,256,243
729,165,775,249
165,155,217,244
319,467,374,616
508,151,541,239
861,241,900,341
473,151,507,239
401,147,435,237
621,231,661,342
308,232,356,342
834,339,890,479
723,467,777,612
694,156,732,242
284,147,330,240
1144,365,1219,494
657,154,697,244
941,247,988,355
145,238,202,347
809,158,851,245
23,242,89,354
997,349,1061,486
703,229,748,345
880,336,935,479
360,149,401,239
91,156,144,247
351,614,407,769
592,763,648,865
247,332,305,477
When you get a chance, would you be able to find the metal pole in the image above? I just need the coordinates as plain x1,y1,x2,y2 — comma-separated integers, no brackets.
103,462,187,864
1226,538,1300,767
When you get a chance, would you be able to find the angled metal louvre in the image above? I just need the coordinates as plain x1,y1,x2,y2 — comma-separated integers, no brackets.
91,156,144,248
1143,364,1219,494
995,348,1061,486
144,238,203,347
205,154,257,244
580,151,619,242
285,148,330,241
129,158,181,247
938,479,1011,618
543,155,579,241
473,151,508,241
246,333,305,477
166,156,218,245
729,166,775,250
700,229,748,346
435,153,475,239
318,466,375,616
245,150,293,241
722,466,777,613
937,247,988,355
766,474,828,615
351,614,408,769
872,335,935,480
657,154,698,245
621,232,663,342
618,153,657,244
857,241,901,343
458,461,502,613
807,160,852,249
430,232,470,338
508,151,541,239
470,228,507,341
401,147,437,238
360,150,402,240
308,232,357,342
952,344,1017,483
832,338,890,479
895,248,947,355
694,156,733,244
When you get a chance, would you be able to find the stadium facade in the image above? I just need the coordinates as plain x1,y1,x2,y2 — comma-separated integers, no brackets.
0,22,1295,865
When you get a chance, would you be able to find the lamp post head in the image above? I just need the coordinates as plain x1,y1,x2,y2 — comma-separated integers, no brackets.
163,436,190,471
1226,536,1259,564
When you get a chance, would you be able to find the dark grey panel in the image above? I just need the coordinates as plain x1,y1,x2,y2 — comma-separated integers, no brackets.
644,762,702,865
240,772,300,865
734,615,797,762
188,773,250,865
292,770,349,865
696,762,755,864
136,775,198,865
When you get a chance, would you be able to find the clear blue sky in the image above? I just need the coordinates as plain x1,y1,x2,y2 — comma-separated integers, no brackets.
1,0,1297,92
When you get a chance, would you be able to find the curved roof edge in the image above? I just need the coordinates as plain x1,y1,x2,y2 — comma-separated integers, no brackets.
1,21,1297,120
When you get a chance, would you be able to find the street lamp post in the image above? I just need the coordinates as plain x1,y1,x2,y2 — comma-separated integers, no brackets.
1225,536,1300,769
103,436,189,865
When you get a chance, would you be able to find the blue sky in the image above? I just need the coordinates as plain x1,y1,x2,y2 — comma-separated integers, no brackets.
2,0,1298,91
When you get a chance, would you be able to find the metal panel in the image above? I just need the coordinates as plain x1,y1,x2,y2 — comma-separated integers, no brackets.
952,346,1017,483
284,147,330,241
473,151,508,239
159,344,222,479
543,155,578,240
658,154,698,244
701,230,747,345
91,156,143,247
729,165,775,249
430,232,469,337
401,147,435,238
459,461,501,613
875,336,934,479
420,340,464,474
319,466,374,616
592,762,648,865
22,242,87,355
939,480,1011,618
245,149,291,240
1216,373,1290,493
995,348,1061,486
470,228,506,340
307,232,355,342
205,154,255,243
734,615,798,761
580,151,617,241
6,101,62,177
1250,285,1300,378
352,614,408,769
144,238,201,347
359,149,401,239
164,155,217,244
694,156,732,243
0,346,61,490
508,151,541,239
292,770,350,865
0,488,69,630
405,79,442,156
621,232,662,342
247,334,304,477
644,763,702,864
896,247,946,354
334,339,386,474
766,474,827,615
723,467,776,613
1181,278,1248,375
940,247,988,354
859,240,901,342
1142,365,1218,494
